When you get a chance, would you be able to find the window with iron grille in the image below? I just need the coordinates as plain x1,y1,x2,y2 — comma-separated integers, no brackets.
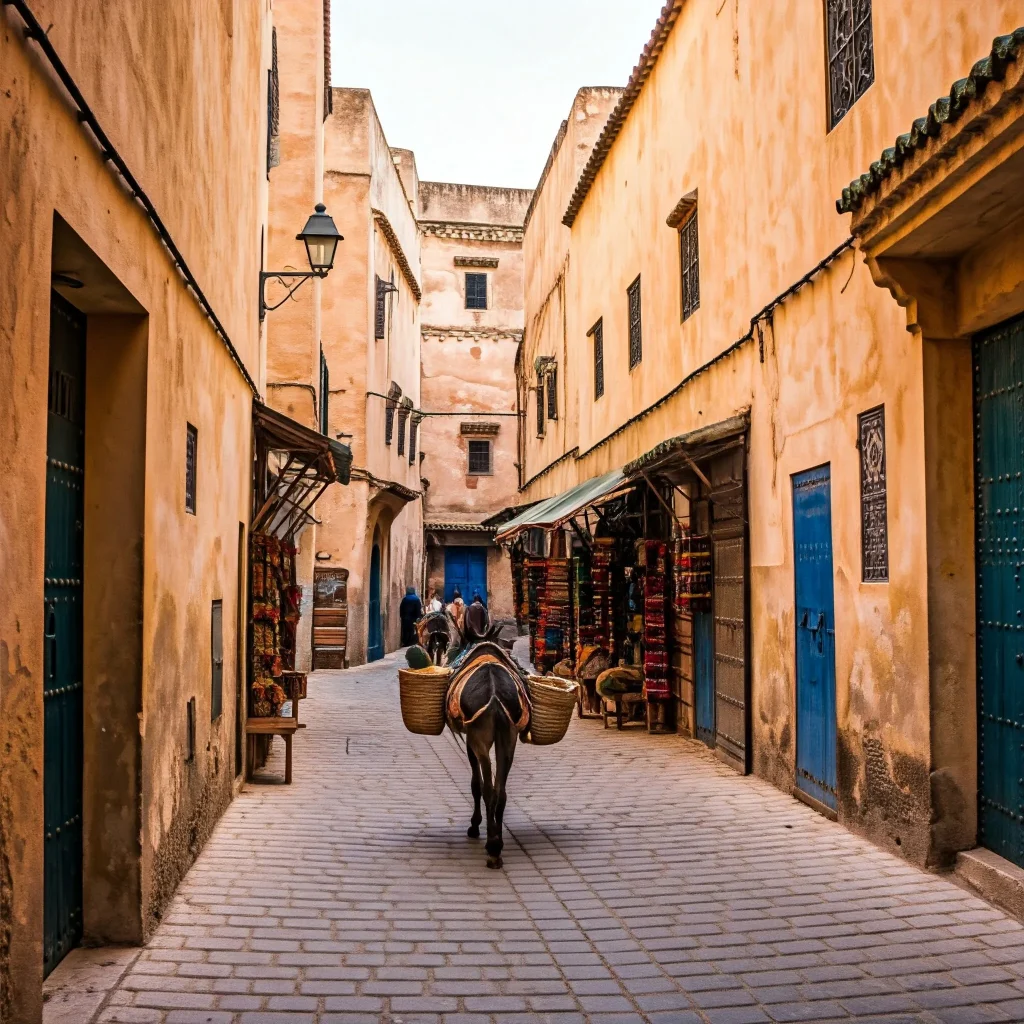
319,346,329,435
384,382,401,445
627,276,642,369
465,273,488,310
535,383,545,437
397,404,410,457
409,414,421,464
468,439,492,475
825,0,874,130
267,29,280,175
680,209,700,322
375,276,387,340
590,319,605,399
323,0,333,119
210,600,223,721
546,367,558,420
185,423,198,515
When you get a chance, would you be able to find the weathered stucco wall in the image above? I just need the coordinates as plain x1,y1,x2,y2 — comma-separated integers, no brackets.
317,89,424,664
0,1,268,1018
519,0,1024,863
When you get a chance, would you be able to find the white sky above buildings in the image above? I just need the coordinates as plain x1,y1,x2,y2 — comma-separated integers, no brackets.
331,0,664,191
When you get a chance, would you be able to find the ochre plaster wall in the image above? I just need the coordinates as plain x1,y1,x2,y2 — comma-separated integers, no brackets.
519,0,1024,862
0,2,268,1018
316,89,424,664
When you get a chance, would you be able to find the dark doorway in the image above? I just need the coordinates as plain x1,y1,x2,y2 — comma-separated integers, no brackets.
368,543,384,662
43,291,86,975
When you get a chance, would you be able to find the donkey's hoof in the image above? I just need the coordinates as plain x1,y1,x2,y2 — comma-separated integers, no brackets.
486,855,503,870
467,825,480,839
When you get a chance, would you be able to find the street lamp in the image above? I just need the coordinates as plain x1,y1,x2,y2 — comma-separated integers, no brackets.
260,204,344,320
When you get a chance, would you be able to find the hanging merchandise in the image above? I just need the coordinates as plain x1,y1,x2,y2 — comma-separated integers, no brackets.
537,558,572,675
250,532,297,717
591,538,614,658
526,557,546,665
642,540,670,700
674,532,711,612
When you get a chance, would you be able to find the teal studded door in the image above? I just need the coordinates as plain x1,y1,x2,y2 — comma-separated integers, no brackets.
43,291,86,974
975,314,1024,869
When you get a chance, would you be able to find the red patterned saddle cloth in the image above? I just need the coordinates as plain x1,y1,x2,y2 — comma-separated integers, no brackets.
446,643,530,731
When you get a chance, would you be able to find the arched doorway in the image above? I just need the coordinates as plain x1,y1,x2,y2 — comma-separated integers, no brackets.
368,542,384,662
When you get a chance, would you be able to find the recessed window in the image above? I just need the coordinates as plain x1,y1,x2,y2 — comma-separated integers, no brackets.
627,276,642,370
535,381,545,437
465,273,488,310
546,367,558,421
468,439,492,475
319,346,329,435
374,275,387,340
185,423,198,515
267,29,280,175
397,402,411,457
210,600,223,721
409,414,420,464
680,209,700,322
589,319,604,399
384,381,401,446
825,0,874,130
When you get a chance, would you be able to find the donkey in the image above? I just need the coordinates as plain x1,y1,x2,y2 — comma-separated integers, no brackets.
447,603,529,869
418,610,457,665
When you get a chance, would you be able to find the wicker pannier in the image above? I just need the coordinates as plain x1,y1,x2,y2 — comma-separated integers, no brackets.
398,666,451,736
526,675,579,745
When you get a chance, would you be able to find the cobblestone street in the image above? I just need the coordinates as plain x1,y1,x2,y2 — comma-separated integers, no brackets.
89,653,1024,1024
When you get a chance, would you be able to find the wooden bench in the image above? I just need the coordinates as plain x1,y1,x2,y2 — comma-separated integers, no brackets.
245,717,298,783
602,692,647,730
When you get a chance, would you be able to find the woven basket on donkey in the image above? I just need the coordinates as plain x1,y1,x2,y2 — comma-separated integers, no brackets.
526,675,579,745
398,666,451,736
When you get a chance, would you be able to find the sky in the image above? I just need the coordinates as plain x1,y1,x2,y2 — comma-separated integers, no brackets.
331,0,664,191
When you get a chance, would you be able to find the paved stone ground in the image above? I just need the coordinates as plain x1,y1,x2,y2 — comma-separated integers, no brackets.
91,652,1024,1024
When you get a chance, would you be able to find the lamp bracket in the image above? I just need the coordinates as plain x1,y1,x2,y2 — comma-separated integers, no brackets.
259,270,319,321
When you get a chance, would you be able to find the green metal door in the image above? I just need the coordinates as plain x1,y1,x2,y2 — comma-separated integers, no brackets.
43,291,86,975
975,314,1024,869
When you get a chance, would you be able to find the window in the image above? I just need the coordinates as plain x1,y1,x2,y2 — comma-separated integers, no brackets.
267,29,280,175
535,382,545,437
465,272,488,310
409,413,421,464
858,405,888,582
590,319,605,399
374,275,387,340
468,439,492,475
397,401,411,457
825,0,874,130
185,696,196,763
627,275,642,369
210,600,223,721
384,382,401,445
319,346,329,435
680,209,700,322
546,367,558,420
185,423,198,515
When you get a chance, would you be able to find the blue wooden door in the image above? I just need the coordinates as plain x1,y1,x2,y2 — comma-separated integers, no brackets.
444,547,488,606
975,316,1024,868
694,609,715,747
793,465,838,811
44,291,86,975
367,543,383,662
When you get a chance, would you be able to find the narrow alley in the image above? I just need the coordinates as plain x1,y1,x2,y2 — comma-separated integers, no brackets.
79,655,1024,1024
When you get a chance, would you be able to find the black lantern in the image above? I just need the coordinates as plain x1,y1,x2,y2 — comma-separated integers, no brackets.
297,203,343,277
260,204,345,319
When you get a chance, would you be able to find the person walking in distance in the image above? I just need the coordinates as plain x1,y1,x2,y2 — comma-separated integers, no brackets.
399,586,423,647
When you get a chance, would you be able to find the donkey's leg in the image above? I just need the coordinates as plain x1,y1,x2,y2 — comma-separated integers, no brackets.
487,724,517,868
466,746,482,838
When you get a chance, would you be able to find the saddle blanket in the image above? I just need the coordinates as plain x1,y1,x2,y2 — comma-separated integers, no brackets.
447,649,530,732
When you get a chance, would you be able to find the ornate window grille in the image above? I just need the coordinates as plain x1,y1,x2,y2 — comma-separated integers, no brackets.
185,423,198,515
680,210,700,322
409,413,422,464
323,0,333,119
858,404,888,581
590,318,604,399
319,345,329,435
384,381,402,446
397,399,412,457
546,367,558,420
267,29,280,175
825,0,874,130
465,273,488,310
468,439,492,475
627,276,642,369
535,382,545,437
374,276,387,340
